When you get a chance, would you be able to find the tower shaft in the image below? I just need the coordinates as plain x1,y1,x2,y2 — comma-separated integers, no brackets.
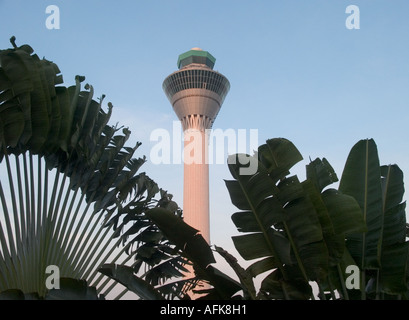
183,126,210,242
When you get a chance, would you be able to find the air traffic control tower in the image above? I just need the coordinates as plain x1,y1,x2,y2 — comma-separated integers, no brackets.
163,48,230,243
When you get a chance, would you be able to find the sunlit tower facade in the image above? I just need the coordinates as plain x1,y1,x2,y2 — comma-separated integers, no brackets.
162,48,230,243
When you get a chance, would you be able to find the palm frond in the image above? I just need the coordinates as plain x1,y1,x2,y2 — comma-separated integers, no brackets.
0,37,185,299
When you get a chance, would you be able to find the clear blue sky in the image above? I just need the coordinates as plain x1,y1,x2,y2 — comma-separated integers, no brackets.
1,0,408,275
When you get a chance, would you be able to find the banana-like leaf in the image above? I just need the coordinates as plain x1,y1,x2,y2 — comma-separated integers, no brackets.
320,188,367,268
339,141,408,297
321,189,367,235
45,278,103,300
99,264,163,300
303,175,366,298
246,257,278,278
213,245,257,299
232,231,290,262
146,208,216,270
193,265,243,300
0,99,25,148
301,179,343,266
325,248,359,299
378,165,408,294
260,268,312,300
258,138,303,183
339,139,383,269
379,241,408,294
227,138,331,299
306,157,338,193
146,208,244,299
226,154,293,270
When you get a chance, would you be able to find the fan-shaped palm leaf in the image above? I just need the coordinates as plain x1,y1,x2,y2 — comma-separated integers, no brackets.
0,37,184,299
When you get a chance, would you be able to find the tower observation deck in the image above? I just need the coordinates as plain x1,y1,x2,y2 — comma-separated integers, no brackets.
162,48,230,243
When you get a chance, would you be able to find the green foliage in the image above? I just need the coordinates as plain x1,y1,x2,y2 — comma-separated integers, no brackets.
114,137,407,300
339,139,408,299
98,136,407,300
146,208,244,300
225,138,407,299
102,208,255,300
339,139,384,271
0,37,183,299
99,264,164,300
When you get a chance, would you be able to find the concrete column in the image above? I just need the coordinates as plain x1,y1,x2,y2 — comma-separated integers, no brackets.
183,127,210,243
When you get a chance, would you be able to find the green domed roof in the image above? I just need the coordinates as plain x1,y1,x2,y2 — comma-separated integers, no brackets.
177,48,216,69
